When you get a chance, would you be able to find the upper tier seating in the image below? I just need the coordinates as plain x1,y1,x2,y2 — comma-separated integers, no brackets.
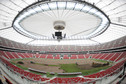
1,36,126,52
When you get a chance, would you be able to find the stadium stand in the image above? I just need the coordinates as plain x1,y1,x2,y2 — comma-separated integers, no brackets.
54,55,60,59
1,51,126,62
0,51,126,83
39,54,47,58
46,54,53,59
77,54,85,59
0,56,49,82
63,55,69,59
0,0,126,84
70,55,77,59
0,36,126,52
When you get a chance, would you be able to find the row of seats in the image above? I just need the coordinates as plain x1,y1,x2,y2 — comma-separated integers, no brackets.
0,55,95,83
1,51,126,62
0,36,126,52
47,58,126,83
91,52,126,62
84,58,125,78
0,51,126,83
48,77,94,84
0,51,33,59
0,56,49,82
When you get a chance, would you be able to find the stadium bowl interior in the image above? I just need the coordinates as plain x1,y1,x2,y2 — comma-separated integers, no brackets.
0,0,126,84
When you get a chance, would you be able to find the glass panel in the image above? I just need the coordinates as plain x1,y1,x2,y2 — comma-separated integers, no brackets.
74,3,84,11
81,4,92,12
40,3,50,11
66,2,76,10
57,2,66,9
33,5,42,12
48,2,57,10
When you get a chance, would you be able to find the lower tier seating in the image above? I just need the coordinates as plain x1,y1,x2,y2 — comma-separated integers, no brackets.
0,56,49,82
1,51,126,63
0,51,126,83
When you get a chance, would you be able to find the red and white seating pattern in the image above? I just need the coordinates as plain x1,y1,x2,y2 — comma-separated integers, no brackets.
0,36,126,52
48,77,94,84
0,51,126,83
0,51,33,59
84,58,125,78
46,54,53,59
63,55,69,59
0,55,95,83
39,54,47,58
54,55,60,59
78,54,85,59
0,56,49,82
1,50,126,63
70,55,77,59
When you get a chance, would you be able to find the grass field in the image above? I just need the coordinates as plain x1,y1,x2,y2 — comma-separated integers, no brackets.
10,61,28,70
60,63,111,75
11,58,112,77
92,59,113,63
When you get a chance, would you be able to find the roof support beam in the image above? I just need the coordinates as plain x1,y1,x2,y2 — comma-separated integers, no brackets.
70,27,96,36
9,0,23,9
90,39,101,45
0,3,17,12
0,27,12,31
26,39,35,45
101,0,116,9
111,23,126,27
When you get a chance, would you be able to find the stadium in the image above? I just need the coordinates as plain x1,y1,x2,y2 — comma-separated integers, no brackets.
0,0,126,84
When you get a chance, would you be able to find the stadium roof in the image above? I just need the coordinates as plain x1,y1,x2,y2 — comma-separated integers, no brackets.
0,0,126,46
